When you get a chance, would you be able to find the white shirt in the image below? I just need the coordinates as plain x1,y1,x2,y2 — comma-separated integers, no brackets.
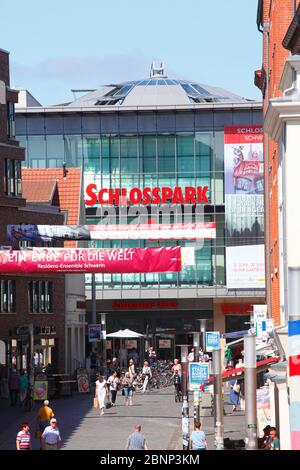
107,376,119,391
188,352,195,362
96,379,107,394
42,426,61,445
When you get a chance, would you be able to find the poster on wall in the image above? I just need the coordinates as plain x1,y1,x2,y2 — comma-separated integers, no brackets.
226,245,265,289
88,324,101,342
33,381,48,401
224,126,265,289
77,368,90,393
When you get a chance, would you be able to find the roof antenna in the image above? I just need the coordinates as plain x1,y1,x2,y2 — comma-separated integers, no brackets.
63,161,68,178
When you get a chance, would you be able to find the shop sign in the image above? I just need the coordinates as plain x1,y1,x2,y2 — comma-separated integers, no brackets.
85,185,209,206
221,303,252,315
189,363,209,391
158,340,172,349
112,300,177,310
205,331,220,352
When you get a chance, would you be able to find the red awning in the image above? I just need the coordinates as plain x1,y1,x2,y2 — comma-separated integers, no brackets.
204,356,280,385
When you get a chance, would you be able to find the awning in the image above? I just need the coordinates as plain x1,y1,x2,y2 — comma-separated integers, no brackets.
106,329,143,338
204,356,281,384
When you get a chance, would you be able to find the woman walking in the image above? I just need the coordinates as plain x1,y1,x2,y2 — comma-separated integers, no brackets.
229,378,240,412
122,372,134,406
95,375,108,416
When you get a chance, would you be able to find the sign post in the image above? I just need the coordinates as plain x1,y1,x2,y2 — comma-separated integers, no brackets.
205,331,221,352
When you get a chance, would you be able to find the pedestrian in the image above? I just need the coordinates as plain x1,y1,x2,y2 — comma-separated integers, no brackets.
171,358,182,376
16,422,32,450
269,427,280,450
148,347,157,367
37,400,55,433
128,358,136,379
107,371,120,407
8,369,20,406
125,424,149,450
19,370,28,406
225,346,232,367
118,346,128,369
122,372,134,406
229,377,240,412
190,421,208,450
258,425,272,449
188,348,195,362
142,361,152,393
95,374,108,416
41,418,62,450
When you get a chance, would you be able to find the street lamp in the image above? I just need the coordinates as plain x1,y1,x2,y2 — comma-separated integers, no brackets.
178,344,190,450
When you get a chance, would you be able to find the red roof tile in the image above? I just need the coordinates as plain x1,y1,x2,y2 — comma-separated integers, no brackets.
22,180,57,203
22,168,82,247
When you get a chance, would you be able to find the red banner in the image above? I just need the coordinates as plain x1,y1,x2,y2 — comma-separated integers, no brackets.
0,247,182,274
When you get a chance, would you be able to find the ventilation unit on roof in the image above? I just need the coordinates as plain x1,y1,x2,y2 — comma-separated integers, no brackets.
150,61,167,79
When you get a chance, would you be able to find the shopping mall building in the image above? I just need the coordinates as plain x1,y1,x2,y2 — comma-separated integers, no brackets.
15,64,265,358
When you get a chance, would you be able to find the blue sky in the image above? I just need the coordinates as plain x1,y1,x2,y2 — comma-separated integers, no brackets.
1,0,262,105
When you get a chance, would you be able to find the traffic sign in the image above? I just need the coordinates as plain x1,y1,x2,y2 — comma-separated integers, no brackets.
205,331,220,352
189,362,209,391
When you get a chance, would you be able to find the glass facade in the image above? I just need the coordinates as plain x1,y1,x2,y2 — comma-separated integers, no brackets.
16,105,261,293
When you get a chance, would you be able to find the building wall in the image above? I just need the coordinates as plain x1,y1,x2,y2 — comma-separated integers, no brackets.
0,49,67,373
259,0,300,325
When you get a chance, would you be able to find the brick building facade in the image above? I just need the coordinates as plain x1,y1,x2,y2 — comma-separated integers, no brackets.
255,0,300,325
0,49,66,374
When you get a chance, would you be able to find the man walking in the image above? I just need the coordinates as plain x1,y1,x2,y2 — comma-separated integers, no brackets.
41,418,62,450
125,424,148,450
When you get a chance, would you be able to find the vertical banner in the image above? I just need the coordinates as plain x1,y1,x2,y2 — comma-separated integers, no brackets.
224,126,265,289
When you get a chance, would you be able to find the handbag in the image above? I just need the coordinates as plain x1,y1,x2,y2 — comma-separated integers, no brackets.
106,400,112,409
93,396,99,408
233,382,240,393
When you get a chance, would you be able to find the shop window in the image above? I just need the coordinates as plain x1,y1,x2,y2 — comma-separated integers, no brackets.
0,280,16,313
4,159,22,196
29,281,53,313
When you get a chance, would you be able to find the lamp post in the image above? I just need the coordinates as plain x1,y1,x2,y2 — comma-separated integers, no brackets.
212,348,224,450
178,344,190,450
197,319,208,355
244,333,258,450
192,332,200,363
191,332,201,427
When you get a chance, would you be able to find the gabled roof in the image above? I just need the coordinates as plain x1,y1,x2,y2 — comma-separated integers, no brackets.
22,168,82,225
22,179,57,204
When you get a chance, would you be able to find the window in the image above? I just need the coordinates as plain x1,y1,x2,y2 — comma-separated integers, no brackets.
0,280,16,313
29,281,53,313
4,159,22,196
7,102,15,139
